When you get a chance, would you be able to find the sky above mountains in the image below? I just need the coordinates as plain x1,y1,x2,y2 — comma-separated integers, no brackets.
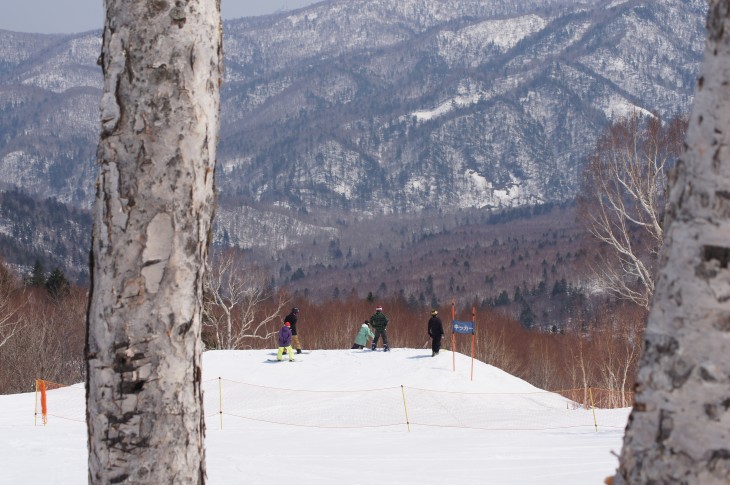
0,0,321,34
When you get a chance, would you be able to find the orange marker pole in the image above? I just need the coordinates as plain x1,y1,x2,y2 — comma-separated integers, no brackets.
40,380,48,425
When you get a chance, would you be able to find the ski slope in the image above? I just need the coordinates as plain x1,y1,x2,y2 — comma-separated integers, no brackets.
0,349,629,484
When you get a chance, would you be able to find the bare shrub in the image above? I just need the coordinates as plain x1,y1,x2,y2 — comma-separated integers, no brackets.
0,285,86,394
203,248,289,349
579,113,687,309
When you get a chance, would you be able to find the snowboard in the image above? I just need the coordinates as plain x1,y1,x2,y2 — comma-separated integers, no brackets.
266,358,300,363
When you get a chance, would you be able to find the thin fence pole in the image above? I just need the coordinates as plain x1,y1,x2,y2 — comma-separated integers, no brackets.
34,379,39,426
471,307,475,381
589,386,598,432
218,377,223,431
400,385,411,433
470,334,475,381
451,299,456,372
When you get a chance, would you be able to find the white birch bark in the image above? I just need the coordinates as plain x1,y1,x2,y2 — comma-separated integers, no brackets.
85,1,221,483
615,2,730,483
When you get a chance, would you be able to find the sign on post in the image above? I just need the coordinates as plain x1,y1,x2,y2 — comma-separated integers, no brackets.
452,320,475,334
451,300,477,380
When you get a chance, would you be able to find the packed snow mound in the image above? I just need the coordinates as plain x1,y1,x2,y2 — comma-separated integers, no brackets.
203,348,604,431
0,348,630,485
203,348,541,393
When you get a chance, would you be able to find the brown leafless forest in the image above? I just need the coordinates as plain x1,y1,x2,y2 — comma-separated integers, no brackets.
1,249,642,408
0,262,86,394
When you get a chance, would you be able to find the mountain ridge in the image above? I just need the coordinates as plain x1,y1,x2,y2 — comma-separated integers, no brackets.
0,0,708,269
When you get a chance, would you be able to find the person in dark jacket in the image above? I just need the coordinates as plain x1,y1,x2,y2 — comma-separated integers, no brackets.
352,321,374,349
369,306,390,351
428,309,444,356
277,321,295,361
284,307,302,354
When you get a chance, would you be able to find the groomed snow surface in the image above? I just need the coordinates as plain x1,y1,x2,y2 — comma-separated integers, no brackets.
0,349,629,484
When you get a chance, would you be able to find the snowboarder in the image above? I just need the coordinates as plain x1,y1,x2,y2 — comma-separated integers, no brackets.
428,309,444,356
352,321,374,349
369,306,390,351
276,321,296,361
284,307,303,354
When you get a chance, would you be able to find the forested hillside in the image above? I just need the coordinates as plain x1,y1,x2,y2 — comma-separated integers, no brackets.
0,0,707,261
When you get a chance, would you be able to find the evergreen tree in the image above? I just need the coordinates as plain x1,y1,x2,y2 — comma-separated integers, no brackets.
45,268,69,299
551,278,568,296
519,302,535,329
495,290,510,306
29,260,45,287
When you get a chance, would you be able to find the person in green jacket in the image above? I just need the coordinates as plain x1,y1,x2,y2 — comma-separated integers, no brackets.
369,306,390,351
351,321,374,349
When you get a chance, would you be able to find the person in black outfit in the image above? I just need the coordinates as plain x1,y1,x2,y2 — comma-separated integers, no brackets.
284,307,302,354
427,309,444,357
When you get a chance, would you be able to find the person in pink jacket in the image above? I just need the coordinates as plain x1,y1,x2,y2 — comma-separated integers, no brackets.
277,321,296,361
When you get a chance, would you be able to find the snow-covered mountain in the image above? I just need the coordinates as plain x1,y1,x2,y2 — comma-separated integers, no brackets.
0,0,708,254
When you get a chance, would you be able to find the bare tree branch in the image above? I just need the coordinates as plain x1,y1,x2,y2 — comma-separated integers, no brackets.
579,112,687,309
204,248,289,350
0,262,25,349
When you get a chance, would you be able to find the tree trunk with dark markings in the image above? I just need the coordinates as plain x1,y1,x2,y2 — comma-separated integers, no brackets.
615,1,730,483
85,0,222,483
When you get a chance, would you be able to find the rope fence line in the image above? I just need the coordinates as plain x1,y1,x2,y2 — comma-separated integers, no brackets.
221,411,404,430
214,377,402,393
44,413,86,424
33,378,631,432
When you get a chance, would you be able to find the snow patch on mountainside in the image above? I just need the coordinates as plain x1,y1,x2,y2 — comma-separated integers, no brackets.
469,15,548,50
1,152,50,188
607,0,629,8
411,82,483,122
20,35,101,93
435,14,549,68
214,205,338,251
602,95,654,120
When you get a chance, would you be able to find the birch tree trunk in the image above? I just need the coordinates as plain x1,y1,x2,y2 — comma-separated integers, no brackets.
615,2,730,483
85,0,221,483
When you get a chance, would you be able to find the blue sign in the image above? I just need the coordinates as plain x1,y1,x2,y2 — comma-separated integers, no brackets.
452,320,475,334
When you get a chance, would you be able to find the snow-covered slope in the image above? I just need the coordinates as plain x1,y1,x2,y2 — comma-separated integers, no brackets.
0,349,629,484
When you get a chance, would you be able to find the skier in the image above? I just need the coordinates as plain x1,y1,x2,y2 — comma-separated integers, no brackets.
284,307,302,354
352,320,374,349
369,306,390,351
428,309,444,356
276,321,296,362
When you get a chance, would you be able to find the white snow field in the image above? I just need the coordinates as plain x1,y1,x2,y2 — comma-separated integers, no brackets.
0,348,629,484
